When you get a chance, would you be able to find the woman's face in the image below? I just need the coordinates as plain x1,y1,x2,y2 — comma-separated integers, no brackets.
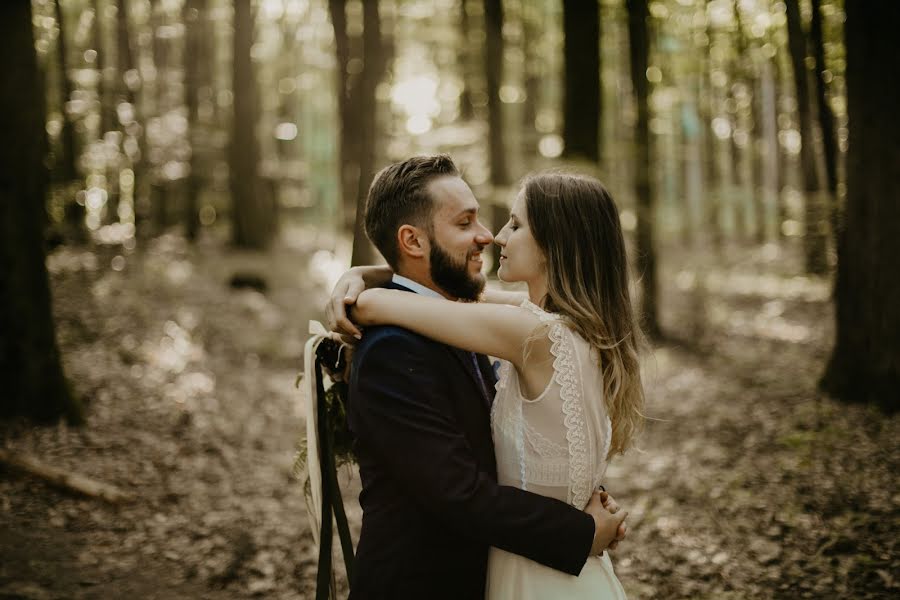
494,190,546,284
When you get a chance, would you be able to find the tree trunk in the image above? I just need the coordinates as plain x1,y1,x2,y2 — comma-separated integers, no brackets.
785,0,828,274
483,0,509,186
701,0,722,250
457,0,475,121
92,0,113,136
350,0,383,266
809,0,839,239
821,3,900,411
0,1,80,423
54,0,86,242
183,0,203,241
627,0,661,339
230,0,275,248
562,0,600,164
115,0,144,231
328,0,357,236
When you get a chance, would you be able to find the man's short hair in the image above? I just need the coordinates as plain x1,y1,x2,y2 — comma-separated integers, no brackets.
364,154,459,269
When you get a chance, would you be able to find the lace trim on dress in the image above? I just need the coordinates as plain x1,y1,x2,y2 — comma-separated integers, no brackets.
549,321,592,509
520,299,592,508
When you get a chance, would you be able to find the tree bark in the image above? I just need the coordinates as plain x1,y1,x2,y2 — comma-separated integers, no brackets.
350,0,383,266
785,0,828,274
457,0,475,121
562,0,600,164
626,0,661,339
821,2,900,411
0,1,79,423
809,0,839,238
183,0,204,241
230,0,275,248
92,0,114,136
483,0,509,186
54,0,87,242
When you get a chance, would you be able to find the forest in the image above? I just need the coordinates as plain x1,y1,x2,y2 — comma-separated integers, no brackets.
1,0,898,598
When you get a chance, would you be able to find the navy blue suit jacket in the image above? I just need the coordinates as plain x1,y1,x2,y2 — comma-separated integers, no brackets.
347,282,594,599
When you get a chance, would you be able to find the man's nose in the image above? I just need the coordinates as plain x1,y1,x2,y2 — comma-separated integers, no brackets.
475,222,494,245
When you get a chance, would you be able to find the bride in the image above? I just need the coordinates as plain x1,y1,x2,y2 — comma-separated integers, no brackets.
332,172,644,599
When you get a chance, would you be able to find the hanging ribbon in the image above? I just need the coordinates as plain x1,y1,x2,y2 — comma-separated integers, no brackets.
302,320,355,599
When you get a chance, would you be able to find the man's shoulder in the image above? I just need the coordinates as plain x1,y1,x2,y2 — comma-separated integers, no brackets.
355,325,439,358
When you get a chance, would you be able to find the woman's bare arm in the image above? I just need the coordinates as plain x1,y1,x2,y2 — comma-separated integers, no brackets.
353,288,542,368
480,287,529,306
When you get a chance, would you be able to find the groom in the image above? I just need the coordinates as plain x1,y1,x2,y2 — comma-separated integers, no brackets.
331,155,625,599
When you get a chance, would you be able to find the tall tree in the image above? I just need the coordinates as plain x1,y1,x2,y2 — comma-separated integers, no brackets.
626,0,661,339
562,0,600,164
183,0,204,241
809,0,838,237
483,0,509,186
821,3,900,410
328,0,385,266
230,0,275,248
54,0,86,241
1,1,80,423
457,0,475,121
92,0,113,135
785,0,828,274
351,1,384,266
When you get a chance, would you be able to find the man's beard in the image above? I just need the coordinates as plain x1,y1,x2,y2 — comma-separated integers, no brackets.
429,241,486,301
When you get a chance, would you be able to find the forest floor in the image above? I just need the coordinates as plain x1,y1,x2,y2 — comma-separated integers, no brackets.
1,230,898,599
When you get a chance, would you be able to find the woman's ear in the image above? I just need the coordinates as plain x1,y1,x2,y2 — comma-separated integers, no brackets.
397,224,428,260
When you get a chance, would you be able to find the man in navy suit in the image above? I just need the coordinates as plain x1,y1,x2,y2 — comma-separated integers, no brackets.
335,155,623,599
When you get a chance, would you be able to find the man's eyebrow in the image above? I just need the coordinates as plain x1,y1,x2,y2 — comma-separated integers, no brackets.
454,208,478,218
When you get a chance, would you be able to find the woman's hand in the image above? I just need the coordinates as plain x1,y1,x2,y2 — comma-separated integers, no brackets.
585,490,629,555
326,265,392,338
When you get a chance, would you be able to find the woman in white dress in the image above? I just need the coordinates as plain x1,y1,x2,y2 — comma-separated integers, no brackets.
344,173,645,599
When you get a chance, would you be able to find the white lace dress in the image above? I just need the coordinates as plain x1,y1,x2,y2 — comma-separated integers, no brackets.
485,300,627,599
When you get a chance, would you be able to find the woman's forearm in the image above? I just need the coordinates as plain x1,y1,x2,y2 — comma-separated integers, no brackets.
481,288,528,306
355,265,393,287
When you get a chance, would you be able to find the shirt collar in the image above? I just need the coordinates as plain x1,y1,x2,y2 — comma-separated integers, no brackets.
391,274,445,300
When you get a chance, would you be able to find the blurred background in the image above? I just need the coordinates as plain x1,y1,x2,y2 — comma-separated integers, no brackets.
1,0,897,598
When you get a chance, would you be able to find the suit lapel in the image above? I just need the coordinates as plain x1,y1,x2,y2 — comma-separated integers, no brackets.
447,347,494,413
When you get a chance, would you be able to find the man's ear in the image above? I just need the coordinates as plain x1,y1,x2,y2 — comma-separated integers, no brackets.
397,224,428,260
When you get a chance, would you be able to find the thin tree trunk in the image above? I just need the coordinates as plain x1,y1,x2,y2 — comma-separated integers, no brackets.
562,0,600,164
230,0,274,248
627,0,661,339
809,0,839,240
484,0,509,186
183,0,204,241
328,0,358,236
92,0,113,136
457,0,475,121
0,0,79,423
54,0,87,242
350,0,383,266
702,0,722,250
785,0,828,274
822,2,900,410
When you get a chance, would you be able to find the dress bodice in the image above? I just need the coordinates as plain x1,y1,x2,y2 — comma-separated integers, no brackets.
491,300,612,509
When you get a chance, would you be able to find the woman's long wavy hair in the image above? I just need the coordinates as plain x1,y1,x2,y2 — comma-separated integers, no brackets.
523,173,645,458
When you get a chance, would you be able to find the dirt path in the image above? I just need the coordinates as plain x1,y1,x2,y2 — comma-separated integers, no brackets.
1,237,897,599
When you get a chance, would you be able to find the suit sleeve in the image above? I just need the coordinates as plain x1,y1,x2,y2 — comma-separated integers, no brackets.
351,332,595,575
